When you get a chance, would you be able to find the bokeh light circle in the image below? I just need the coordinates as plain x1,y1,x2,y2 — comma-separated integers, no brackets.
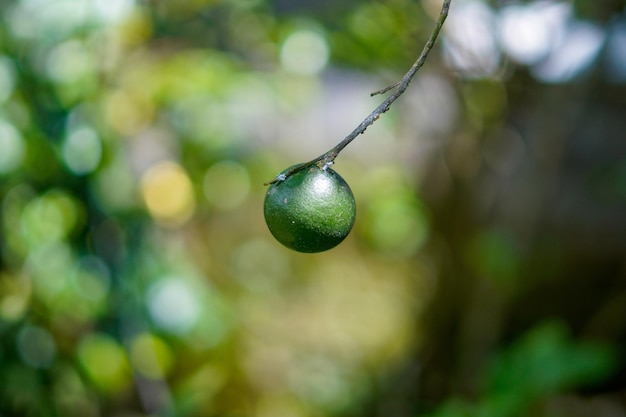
141,161,196,227
280,29,329,75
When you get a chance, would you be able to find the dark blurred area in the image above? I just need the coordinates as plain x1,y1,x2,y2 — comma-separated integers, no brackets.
0,0,625,416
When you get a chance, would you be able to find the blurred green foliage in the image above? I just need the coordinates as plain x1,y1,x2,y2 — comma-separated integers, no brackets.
1,0,625,416
430,322,618,417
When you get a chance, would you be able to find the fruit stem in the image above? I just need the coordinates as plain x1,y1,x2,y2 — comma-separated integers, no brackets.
266,0,452,185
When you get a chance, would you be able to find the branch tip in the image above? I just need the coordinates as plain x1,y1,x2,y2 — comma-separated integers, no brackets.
264,0,451,185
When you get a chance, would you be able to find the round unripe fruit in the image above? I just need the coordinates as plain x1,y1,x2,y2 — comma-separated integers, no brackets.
264,164,356,253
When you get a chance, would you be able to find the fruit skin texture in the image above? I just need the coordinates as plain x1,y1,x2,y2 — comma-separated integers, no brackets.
264,164,356,253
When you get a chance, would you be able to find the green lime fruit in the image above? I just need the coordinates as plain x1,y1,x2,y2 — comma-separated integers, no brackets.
264,164,356,253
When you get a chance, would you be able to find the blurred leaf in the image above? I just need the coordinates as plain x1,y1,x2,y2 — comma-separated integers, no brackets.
487,321,618,396
427,321,619,417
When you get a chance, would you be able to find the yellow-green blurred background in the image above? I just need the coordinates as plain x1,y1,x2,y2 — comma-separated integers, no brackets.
1,0,625,416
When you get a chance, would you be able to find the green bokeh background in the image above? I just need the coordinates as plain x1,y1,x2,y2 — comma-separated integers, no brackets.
0,0,625,416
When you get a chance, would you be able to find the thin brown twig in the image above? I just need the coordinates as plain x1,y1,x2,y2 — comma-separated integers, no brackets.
266,0,452,185
370,81,401,97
